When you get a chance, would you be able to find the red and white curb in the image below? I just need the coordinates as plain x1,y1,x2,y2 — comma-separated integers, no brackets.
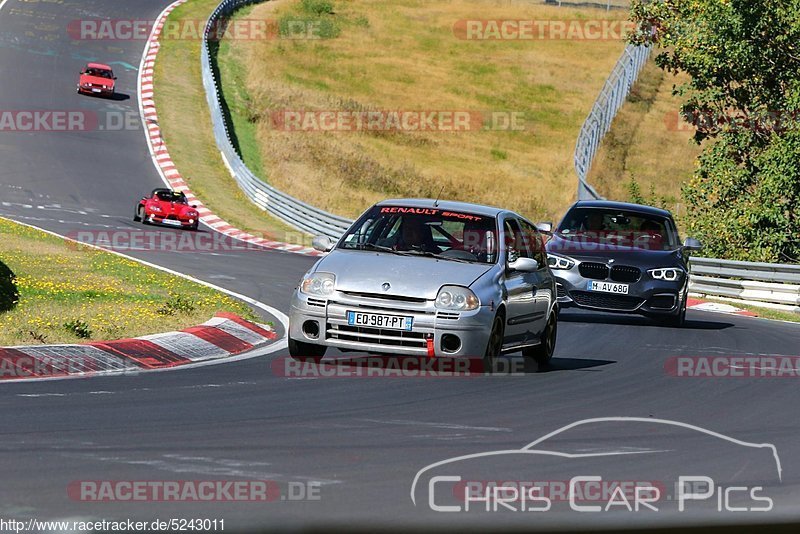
687,297,758,317
137,0,323,257
0,313,277,382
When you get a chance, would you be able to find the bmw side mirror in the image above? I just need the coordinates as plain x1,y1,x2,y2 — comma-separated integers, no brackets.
312,235,334,252
508,257,539,272
683,237,702,251
536,222,553,233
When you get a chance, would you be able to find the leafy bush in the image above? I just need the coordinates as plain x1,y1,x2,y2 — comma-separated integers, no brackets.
0,261,18,312
630,0,800,262
626,176,667,210
682,129,800,262
64,319,92,339
157,295,196,316
301,0,334,16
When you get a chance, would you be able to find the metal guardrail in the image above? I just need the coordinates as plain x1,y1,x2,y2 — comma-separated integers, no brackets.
201,0,353,239
546,0,630,10
689,257,800,312
574,44,651,200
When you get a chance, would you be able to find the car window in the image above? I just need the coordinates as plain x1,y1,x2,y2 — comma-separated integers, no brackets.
503,218,532,261
340,205,498,264
155,191,187,204
520,220,546,266
556,207,679,250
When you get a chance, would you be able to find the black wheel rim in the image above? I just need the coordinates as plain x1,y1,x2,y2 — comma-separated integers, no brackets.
545,317,555,356
487,318,502,361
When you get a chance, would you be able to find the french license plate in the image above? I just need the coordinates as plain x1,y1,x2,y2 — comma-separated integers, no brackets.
587,281,629,294
161,219,182,227
347,311,413,331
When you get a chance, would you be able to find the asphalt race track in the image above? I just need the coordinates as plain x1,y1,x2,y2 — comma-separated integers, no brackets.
1,0,799,530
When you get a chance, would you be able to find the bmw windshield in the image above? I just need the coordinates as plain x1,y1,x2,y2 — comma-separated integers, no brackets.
339,205,499,264
555,207,680,251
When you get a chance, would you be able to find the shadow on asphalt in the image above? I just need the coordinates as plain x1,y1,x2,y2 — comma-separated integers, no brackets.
290,353,616,376
559,311,734,330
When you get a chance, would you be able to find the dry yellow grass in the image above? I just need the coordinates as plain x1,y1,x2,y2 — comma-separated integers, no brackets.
221,0,630,222
587,59,702,217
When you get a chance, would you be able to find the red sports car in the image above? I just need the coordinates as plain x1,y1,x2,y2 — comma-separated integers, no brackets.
134,188,200,230
77,62,116,97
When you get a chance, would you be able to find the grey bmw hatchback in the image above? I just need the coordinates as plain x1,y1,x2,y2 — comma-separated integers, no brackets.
544,200,702,326
289,199,559,367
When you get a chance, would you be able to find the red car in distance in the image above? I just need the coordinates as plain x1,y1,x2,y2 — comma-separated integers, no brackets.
134,188,200,231
77,62,116,97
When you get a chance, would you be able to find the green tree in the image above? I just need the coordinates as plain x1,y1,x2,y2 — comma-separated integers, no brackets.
630,0,800,262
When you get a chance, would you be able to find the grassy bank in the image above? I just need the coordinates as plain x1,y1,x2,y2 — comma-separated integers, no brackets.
159,0,629,226
586,59,702,216
153,0,307,245
0,217,256,346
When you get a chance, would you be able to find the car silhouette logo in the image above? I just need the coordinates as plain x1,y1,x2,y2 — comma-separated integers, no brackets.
382,282,391,291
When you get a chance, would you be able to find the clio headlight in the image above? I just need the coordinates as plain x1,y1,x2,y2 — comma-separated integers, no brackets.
300,272,336,297
435,285,479,311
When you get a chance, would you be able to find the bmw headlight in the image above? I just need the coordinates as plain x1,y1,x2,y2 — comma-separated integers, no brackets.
435,285,479,311
547,253,575,270
648,267,684,281
300,272,336,297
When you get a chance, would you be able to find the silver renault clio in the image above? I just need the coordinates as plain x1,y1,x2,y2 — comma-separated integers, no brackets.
288,199,558,366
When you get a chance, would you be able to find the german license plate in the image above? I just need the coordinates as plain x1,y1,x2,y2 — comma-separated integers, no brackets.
347,311,413,331
161,219,182,227
587,281,629,294
91,88,101,93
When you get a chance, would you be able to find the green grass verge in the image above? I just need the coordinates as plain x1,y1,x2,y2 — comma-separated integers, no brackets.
0,217,257,346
